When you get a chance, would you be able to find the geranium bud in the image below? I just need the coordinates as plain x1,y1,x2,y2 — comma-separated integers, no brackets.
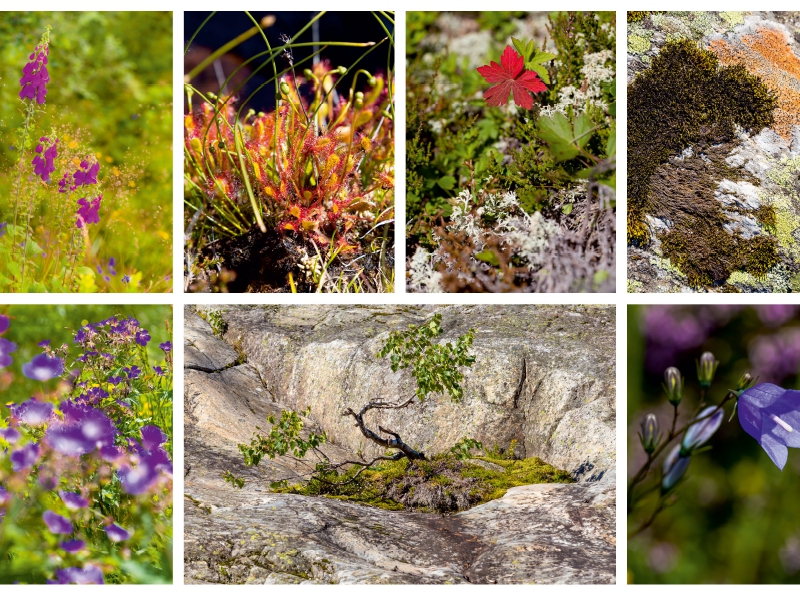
681,406,723,454
640,413,659,454
663,366,683,405
697,351,719,389
662,444,690,493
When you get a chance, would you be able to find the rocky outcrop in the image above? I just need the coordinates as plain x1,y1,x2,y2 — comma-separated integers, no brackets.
183,305,617,584
194,304,616,479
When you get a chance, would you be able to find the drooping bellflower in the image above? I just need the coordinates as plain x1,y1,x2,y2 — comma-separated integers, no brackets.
738,383,800,470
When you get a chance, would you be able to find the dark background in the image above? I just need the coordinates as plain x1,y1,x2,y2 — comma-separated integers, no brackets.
628,304,800,584
184,11,393,113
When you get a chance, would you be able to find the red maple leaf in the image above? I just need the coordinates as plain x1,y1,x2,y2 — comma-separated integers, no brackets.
476,45,547,110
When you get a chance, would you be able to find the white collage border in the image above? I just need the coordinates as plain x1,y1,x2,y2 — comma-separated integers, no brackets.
4,1,800,593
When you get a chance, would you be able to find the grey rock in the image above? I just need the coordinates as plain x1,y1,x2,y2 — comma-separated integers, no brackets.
185,310,238,372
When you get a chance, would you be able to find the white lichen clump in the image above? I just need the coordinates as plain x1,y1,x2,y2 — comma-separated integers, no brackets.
407,188,560,292
540,49,615,117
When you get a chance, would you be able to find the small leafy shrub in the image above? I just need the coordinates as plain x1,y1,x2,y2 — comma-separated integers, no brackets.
0,311,173,584
184,12,395,293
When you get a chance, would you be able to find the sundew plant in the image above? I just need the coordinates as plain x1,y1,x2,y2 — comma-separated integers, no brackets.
0,307,173,584
0,13,172,293
184,11,395,293
628,305,800,583
407,12,616,293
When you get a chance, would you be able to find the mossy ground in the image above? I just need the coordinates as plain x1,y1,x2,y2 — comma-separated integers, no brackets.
277,454,573,514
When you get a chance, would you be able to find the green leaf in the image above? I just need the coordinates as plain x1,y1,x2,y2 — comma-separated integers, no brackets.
562,203,573,215
573,112,594,148
437,175,456,191
606,126,616,158
525,49,557,85
511,37,528,59
537,112,579,162
475,250,500,266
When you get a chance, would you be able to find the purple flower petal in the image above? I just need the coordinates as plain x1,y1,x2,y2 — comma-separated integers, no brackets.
60,539,85,553
159,341,172,353
0,485,9,506
104,523,131,542
43,510,73,534
0,337,17,356
56,565,104,585
59,490,89,510
11,397,54,426
0,315,9,334
681,406,723,453
46,403,117,456
21,353,64,381
0,427,21,444
140,425,168,451
739,383,800,470
11,442,40,471
662,444,691,491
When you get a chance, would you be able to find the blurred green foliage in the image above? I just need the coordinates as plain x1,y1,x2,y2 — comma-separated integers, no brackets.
0,12,172,290
1,304,171,403
628,305,800,584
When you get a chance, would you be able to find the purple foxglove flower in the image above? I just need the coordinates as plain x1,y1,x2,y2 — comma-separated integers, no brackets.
60,539,85,553
662,444,690,492
12,397,54,426
32,137,58,182
159,341,172,353
0,485,9,506
0,427,21,444
10,442,40,471
0,314,9,334
43,510,73,534
59,490,89,510
104,523,131,542
19,45,50,105
22,353,64,381
135,329,151,347
75,195,102,228
681,406,724,454
738,383,800,470
56,565,104,585
73,161,100,187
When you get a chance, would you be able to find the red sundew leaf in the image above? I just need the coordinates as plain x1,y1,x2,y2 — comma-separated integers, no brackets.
476,45,547,110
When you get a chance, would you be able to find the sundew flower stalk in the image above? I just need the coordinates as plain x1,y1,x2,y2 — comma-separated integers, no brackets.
0,313,173,584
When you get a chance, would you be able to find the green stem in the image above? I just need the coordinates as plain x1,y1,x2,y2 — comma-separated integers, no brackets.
11,100,36,276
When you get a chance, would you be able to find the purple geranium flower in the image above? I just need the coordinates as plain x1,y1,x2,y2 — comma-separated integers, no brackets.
0,485,9,506
104,523,131,542
43,510,73,535
56,565,104,585
124,365,141,379
738,383,800,470
22,353,64,381
0,314,9,334
32,137,58,182
38,339,51,348
19,43,50,105
73,160,100,187
135,329,151,347
159,341,172,353
11,397,54,426
60,539,85,553
107,375,123,385
153,365,165,376
0,427,21,444
10,442,40,471
76,195,102,228
45,402,117,457
59,490,89,510
0,337,17,368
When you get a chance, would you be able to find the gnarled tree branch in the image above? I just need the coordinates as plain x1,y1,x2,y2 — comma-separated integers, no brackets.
343,397,426,461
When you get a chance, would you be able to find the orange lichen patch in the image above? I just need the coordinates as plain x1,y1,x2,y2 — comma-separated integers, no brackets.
709,28,800,140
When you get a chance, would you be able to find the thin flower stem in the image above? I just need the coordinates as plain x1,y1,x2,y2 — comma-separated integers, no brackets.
11,100,36,272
